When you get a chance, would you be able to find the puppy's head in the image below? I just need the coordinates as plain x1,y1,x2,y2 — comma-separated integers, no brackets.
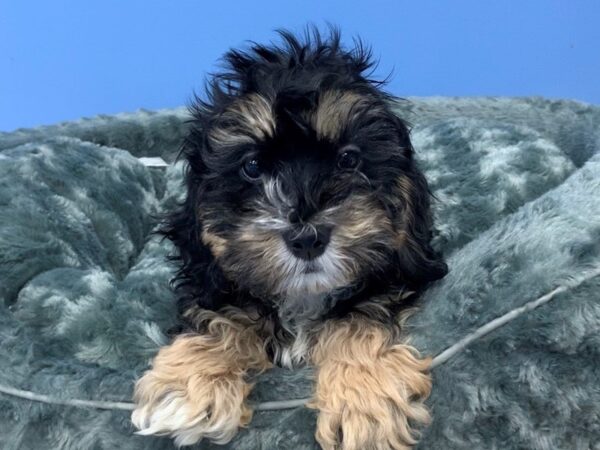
168,29,446,309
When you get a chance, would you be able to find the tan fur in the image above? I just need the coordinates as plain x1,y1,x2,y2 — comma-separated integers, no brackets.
313,90,383,141
395,175,416,230
235,228,289,292
325,194,395,280
209,93,275,146
331,194,393,243
131,308,271,446
394,175,432,263
201,230,228,258
310,316,431,450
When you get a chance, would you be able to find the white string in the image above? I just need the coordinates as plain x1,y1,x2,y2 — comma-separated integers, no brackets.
0,383,134,411
1,267,598,412
430,266,600,369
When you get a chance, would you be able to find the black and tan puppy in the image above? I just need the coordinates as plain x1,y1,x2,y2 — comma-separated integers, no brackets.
132,28,447,450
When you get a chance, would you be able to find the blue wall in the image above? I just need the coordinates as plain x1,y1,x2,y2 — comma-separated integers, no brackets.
1,0,598,131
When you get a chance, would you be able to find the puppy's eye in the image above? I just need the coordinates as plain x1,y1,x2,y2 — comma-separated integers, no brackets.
242,158,261,180
337,150,361,170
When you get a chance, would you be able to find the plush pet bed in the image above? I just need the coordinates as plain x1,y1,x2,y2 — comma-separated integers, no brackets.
1,97,599,450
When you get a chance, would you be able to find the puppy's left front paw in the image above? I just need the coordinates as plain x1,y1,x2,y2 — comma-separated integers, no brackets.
312,344,432,450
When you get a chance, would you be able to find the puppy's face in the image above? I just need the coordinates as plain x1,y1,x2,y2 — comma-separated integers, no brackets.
177,33,447,307
197,90,419,299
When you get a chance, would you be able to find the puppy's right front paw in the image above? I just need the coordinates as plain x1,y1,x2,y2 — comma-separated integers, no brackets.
132,367,252,446
131,336,254,447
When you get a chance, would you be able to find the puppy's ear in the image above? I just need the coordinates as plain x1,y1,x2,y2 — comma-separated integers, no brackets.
390,116,448,288
160,141,231,320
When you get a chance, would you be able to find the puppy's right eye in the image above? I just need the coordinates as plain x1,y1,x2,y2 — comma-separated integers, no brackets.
242,158,261,180
337,149,361,170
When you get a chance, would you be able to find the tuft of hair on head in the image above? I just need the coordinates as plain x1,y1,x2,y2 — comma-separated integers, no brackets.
186,25,386,130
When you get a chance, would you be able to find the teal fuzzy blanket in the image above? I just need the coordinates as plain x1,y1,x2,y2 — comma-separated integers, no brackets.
1,97,600,449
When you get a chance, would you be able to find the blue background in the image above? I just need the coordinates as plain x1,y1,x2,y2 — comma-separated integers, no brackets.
1,0,599,131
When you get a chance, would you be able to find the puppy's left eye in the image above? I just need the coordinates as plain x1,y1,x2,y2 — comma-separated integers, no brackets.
242,158,261,180
337,149,361,170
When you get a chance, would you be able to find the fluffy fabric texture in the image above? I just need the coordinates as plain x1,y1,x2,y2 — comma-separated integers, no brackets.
1,97,599,449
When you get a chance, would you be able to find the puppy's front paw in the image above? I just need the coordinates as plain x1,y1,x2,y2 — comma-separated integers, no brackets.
132,370,250,446
131,336,253,446
312,344,432,450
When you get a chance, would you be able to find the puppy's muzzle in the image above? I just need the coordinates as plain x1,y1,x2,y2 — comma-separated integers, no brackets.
283,226,332,260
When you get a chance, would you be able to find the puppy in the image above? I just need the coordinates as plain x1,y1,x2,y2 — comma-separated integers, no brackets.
132,28,447,450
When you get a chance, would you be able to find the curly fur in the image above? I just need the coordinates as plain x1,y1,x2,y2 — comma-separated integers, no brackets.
132,26,447,448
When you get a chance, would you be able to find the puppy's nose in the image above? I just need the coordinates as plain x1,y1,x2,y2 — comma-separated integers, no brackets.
284,226,331,260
